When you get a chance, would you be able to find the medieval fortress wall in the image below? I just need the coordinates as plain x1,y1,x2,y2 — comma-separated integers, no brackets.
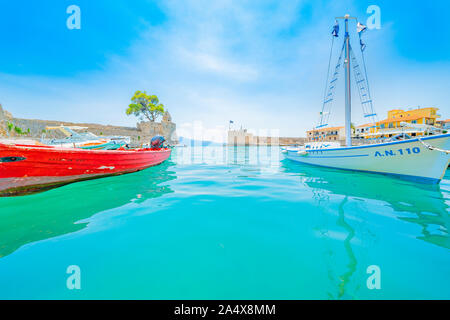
0,104,177,146
228,129,307,146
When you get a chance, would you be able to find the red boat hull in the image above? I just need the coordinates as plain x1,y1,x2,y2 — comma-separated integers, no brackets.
0,143,171,196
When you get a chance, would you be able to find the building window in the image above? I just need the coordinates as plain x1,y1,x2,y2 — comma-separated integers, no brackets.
388,123,393,128
380,124,385,129
411,120,417,124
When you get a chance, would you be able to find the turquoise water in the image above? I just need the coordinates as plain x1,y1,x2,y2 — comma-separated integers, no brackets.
0,146,449,299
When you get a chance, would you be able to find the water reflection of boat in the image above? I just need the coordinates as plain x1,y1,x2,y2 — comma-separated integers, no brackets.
282,159,450,249
282,159,449,298
0,161,176,258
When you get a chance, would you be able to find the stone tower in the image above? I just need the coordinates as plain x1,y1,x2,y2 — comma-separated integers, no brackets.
0,104,7,136
162,110,172,123
0,104,4,121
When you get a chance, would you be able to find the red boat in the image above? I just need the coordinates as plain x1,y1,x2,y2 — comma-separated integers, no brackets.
0,143,171,196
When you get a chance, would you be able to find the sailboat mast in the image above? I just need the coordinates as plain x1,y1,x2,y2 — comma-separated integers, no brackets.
344,14,352,147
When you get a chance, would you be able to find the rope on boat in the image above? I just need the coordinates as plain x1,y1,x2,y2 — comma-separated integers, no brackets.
321,36,335,116
417,137,450,154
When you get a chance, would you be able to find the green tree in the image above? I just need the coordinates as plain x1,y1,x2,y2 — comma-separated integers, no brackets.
14,126,24,135
6,121,13,132
126,91,165,122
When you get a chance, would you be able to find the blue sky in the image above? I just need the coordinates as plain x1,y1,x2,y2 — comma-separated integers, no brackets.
1,0,449,139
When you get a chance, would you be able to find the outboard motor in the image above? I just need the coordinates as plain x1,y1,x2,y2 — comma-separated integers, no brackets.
150,135,165,149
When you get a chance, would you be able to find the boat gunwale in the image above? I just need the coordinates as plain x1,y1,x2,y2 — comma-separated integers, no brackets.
0,143,171,155
296,133,450,152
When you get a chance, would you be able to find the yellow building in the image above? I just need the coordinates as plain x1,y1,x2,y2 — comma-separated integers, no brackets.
362,107,441,138
306,107,443,142
436,119,450,130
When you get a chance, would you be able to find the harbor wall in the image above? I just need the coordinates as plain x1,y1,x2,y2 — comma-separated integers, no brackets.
0,104,177,146
227,129,307,146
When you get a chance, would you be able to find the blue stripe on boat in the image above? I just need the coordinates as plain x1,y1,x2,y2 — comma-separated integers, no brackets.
285,157,441,184
299,154,369,158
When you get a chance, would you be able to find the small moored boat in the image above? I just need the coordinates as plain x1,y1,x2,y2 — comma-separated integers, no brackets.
42,126,128,150
0,142,171,196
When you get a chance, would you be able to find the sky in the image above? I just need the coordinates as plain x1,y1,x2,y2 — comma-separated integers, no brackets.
0,0,449,141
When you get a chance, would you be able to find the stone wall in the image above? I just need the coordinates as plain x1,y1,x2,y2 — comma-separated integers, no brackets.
0,104,177,146
279,137,308,146
227,129,306,146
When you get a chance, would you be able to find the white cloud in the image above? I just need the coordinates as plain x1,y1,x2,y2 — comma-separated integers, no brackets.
1,0,449,138
178,49,259,82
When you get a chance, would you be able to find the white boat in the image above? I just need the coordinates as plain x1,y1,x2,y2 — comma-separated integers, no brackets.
42,125,128,150
286,14,450,184
286,135,450,183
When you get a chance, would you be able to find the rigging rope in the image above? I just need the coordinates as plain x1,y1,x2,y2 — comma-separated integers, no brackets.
349,45,377,125
317,42,345,129
321,36,335,120
359,39,378,124
417,137,450,154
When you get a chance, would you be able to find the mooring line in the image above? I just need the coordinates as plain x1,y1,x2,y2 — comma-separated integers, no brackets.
417,137,450,154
